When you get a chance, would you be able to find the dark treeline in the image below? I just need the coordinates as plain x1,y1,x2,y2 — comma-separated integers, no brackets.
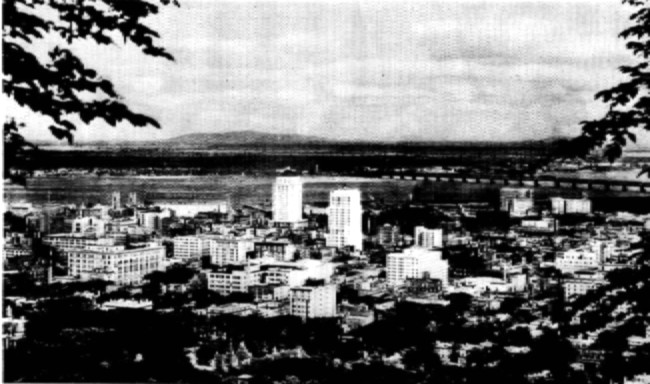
31,142,555,174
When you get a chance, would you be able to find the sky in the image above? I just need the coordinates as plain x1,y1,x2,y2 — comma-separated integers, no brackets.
8,0,650,145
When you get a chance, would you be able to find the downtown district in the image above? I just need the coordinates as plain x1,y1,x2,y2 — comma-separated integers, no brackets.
4,175,650,384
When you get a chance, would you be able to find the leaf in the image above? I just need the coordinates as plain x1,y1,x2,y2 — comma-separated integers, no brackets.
638,166,650,178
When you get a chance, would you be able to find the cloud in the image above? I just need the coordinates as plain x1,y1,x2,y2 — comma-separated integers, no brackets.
13,0,650,147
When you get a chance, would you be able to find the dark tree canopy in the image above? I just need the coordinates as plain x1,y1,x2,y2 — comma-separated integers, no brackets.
574,0,650,169
3,0,178,180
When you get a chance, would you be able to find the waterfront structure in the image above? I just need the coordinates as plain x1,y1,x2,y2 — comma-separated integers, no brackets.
173,235,210,260
272,176,303,224
551,197,592,215
414,226,443,249
161,202,229,218
327,188,363,250
500,187,534,216
387,247,448,287
66,244,165,285
509,198,535,217
290,282,337,320
500,187,533,209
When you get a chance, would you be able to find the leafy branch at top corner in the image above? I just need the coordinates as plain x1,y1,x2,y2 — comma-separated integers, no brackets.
572,0,650,167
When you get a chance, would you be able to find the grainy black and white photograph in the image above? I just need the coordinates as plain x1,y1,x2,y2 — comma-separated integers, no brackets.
3,0,650,383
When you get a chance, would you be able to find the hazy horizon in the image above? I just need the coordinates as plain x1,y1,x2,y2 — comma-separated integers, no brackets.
7,0,650,147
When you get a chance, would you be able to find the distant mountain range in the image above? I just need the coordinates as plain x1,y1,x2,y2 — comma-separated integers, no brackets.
37,130,580,148
169,130,331,145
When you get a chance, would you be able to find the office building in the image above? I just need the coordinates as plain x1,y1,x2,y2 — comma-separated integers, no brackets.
500,187,534,210
563,271,606,300
414,226,443,249
67,244,165,285
378,224,401,247
500,187,535,216
261,259,335,287
290,282,337,320
127,192,138,207
327,188,363,250
173,235,210,260
272,176,303,224
254,240,297,262
111,192,121,210
387,247,449,287
205,236,255,265
206,264,261,295
44,233,120,251
555,248,601,273
136,211,166,232
551,197,592,215
71,216,106,237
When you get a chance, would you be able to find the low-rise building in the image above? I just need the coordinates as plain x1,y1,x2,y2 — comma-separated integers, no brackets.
551,197,592,215
555,248,601,273
387,247,448,287
205,236,255,266
254,240,297,262
290,281,337,320
206,264,260,295
173,235,210,260
563,271,606,300
249,284,290,302
67,244,165,285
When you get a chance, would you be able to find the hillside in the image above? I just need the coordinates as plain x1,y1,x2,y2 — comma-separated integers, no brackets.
168,130,331,145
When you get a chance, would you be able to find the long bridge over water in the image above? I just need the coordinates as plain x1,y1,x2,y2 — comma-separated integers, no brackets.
359,171,650,193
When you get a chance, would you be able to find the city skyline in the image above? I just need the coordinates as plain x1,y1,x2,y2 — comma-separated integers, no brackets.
7,0,650,147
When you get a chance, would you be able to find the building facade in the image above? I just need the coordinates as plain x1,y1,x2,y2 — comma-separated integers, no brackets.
414,226,443,249
272,176,303,224
500,187,534,212
327,188,363,250
387,247,449,287
67,244,165,285
290,283,337,319
173,235,210,260
551,197,592,215
206,264,261,295
378,224,401,247
254,240,297,262
205,236,255,265
563,271,606,300
555,248,601,273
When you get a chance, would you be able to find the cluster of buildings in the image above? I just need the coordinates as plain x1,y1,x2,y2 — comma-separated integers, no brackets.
500,187,592,217
4,178,650,346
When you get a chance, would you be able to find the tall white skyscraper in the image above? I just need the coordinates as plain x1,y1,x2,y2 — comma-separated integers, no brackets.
327,188,363,250
272,177,303,223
